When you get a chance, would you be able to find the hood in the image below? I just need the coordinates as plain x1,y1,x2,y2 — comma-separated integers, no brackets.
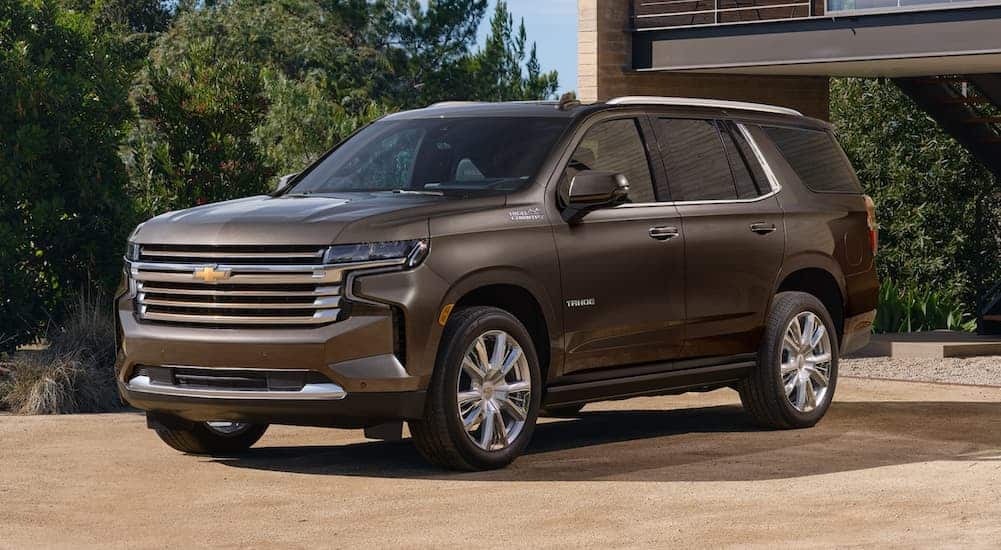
133,192,506,246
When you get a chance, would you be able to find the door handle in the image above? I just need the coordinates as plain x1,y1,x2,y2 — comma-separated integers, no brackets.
648,226,680,241
750,222,777,235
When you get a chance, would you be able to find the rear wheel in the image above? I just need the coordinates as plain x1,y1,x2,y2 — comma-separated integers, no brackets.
154,418,268,455
739,291,838,429
410,306,541,471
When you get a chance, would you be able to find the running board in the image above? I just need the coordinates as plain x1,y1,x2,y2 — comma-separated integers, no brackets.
543,358,754,407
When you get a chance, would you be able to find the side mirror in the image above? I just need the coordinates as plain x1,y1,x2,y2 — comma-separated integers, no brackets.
561,171,630,223
274,173,299,194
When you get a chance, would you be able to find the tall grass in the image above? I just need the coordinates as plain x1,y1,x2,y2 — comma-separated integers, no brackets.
0,293,122,414
874,279,978,334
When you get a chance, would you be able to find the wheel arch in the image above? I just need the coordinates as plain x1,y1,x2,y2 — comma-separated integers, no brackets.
775,265,847,341
440,271,560,383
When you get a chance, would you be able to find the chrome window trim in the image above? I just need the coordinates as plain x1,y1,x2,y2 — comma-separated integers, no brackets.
610,122,782,209
126,374,348,401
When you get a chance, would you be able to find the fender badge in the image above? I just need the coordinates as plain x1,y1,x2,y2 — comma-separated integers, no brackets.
508,207,543,222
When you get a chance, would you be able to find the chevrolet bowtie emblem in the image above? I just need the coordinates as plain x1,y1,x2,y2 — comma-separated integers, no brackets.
193,266,231,283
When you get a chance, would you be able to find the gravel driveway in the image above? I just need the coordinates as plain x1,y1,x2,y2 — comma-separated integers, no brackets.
5,377,1001,548
842,356,1001,386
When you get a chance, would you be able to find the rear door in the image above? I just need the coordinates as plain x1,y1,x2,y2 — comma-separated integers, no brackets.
552,116,686,373
652,118,785,358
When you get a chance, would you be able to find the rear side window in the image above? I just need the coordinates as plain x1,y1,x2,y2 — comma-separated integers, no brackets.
655,119,735,202
720,123,769,199
724,121,768,197
762,126,862,194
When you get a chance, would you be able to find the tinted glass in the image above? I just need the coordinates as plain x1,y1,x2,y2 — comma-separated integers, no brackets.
292,117,570,194
720,123,766,199
561,118,655,204
656,119,736,202
763,126,862,194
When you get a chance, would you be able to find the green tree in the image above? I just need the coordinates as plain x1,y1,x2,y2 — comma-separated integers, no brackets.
388,0,488,106
58,0,174,66
252,68,389,177
130,43,272,215
0,0,133,350
467,1,558,101
831,78,1001,307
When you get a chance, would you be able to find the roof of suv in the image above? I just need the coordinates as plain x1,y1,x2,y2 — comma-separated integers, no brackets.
382,96,819,125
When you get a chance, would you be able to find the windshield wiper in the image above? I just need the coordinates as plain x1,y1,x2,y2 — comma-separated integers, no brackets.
389,189,444,197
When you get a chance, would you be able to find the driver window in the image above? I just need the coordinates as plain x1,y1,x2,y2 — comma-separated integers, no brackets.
560,118,656,204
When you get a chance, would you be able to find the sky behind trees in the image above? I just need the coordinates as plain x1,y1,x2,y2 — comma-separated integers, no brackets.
424,0,577,93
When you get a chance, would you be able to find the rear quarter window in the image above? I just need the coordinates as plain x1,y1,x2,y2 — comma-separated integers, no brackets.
762,126,862,194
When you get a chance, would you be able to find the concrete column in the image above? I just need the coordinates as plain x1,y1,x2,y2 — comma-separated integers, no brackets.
577,0,831,120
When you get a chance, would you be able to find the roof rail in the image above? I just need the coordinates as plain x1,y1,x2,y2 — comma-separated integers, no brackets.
606,96,802,117
427,101,485,108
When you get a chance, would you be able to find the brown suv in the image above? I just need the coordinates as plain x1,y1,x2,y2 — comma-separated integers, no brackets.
117,97,878,470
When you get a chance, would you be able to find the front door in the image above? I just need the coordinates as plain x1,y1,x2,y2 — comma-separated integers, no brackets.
552,117,686,373
652,117,786,358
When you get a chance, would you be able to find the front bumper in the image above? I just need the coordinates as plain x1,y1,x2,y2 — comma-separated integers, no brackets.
120,377,425,428
116,261,451,427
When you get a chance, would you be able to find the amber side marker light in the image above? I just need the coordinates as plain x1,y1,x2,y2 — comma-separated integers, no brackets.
864,195,878,255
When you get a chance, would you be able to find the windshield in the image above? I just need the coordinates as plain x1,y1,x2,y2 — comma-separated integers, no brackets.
289,117,570,195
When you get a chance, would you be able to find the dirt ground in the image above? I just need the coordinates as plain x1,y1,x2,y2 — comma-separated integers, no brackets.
3,376,1001,549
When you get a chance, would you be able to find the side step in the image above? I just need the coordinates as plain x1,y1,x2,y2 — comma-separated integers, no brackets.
543,356,754,407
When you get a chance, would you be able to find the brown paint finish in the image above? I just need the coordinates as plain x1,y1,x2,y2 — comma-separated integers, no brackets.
675,196,786,358
117,100,878,428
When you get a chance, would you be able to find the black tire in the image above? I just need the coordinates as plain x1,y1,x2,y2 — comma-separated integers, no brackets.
739,291,839,429
409,306,542,471
154,419,268,455
540,403,585,418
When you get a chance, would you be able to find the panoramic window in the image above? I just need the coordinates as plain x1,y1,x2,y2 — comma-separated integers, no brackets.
291,117,570,195
763,126,862,194
561,118,656,204
656,118,737,202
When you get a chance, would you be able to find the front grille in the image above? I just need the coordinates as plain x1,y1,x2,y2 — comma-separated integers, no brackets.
131,244,342,327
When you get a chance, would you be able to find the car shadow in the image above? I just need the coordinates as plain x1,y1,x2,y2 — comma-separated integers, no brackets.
213,400,1001,482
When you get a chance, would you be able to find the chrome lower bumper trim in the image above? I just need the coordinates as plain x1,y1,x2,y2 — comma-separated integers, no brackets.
125,375,348,401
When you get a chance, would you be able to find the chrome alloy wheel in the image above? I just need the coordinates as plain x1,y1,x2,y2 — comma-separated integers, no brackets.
456,330,532,451
781,311,833,413
205,421,251,436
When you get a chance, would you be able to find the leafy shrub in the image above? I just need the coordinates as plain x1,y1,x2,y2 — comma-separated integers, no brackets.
831,78,1001,308
0,293,120,415
874,279,978,334
0,0,135,351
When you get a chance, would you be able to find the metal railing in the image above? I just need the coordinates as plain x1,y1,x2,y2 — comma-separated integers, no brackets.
633,0,814,29
828,0,1001,15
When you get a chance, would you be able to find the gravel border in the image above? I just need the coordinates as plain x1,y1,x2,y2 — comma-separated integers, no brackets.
842,356,1001,386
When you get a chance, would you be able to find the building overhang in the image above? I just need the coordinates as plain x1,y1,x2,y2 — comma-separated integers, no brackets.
633,5,1001,77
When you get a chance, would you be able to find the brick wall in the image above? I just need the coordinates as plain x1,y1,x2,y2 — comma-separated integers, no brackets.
578,0,831,120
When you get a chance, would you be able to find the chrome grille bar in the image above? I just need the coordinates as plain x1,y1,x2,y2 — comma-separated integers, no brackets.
128,244,405,327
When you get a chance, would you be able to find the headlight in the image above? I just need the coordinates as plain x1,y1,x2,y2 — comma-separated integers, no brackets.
125,241,140,261
323,239,429,268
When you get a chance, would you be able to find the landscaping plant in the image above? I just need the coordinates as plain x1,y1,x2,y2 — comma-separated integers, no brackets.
0,292,121,414
874,279,978,334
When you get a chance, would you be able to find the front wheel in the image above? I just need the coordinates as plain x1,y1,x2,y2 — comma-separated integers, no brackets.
739,291,839,429
154,418,268,455
410,306,542,471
